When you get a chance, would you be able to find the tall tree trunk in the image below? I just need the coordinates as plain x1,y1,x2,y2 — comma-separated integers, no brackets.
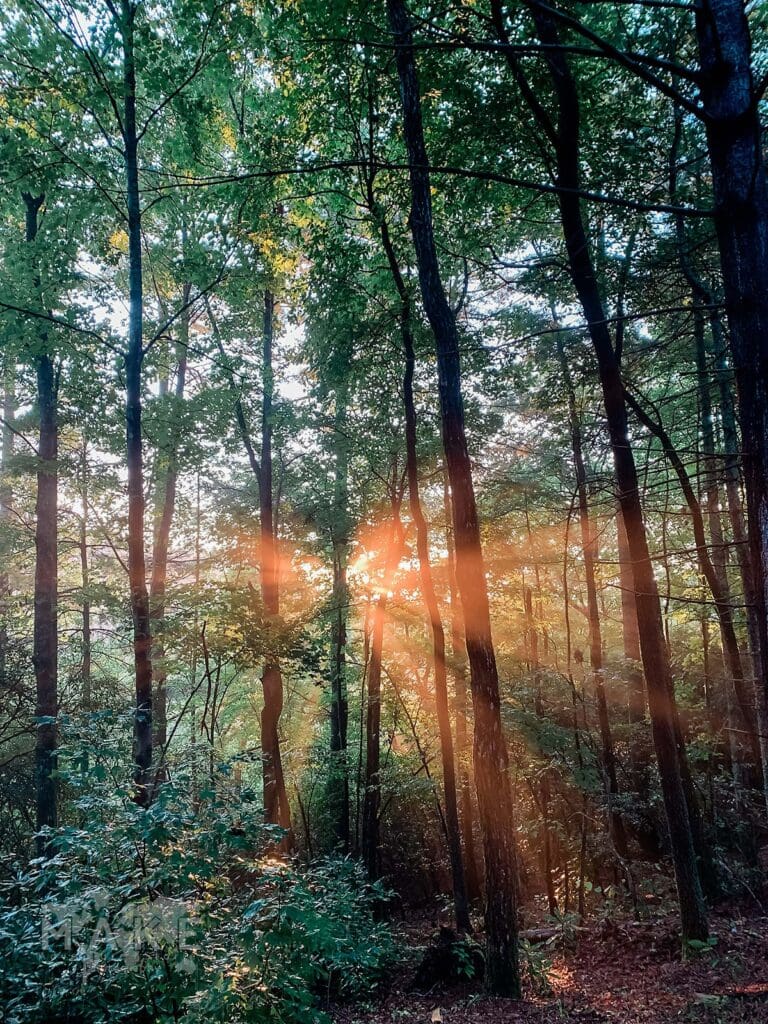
362,478,402,880
370,187,471,930
328,369,351,851
556,331,628,858
694,305,747,780
387,0,521,993
443,472,482,902
206,293,291,835
259,291,291,836
694,0,768,811
0,361,15,688
150,282,190,756
120,0,153,804
516,4,708,941
24,191,58,853
79,442,91,712
617,507,645,724
526,585,559,914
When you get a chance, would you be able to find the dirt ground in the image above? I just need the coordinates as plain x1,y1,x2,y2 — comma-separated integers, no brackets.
332,906,768,1023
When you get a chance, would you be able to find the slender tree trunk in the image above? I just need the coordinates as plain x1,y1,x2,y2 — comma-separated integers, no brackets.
369,188,471,930
79,442,91,712
711,310,767,797
617,509,645,723
617,503,653,814
259,291,291,836
526,585,559,914
150,282,190,756
387,0,521,993
517,4,708,941
556,331,628,858
207,294,291,835
24,192,58,853
355,597,373,856
694,0,768,811
0,362,15,688
402,301,471,933
443,472,482,902
362,479,402,880
694,306,747,782
328,371,351,851
120,0,153,804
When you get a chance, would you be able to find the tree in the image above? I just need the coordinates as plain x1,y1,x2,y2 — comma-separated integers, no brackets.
386,0,521,993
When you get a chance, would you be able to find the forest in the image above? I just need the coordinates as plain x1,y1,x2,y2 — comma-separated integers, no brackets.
1,0,768,1021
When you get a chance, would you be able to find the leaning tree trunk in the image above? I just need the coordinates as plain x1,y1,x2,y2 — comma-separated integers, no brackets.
387,0,521,993
120,0,153,805
24,192,58,854
694,0,768,810
519,3,708,941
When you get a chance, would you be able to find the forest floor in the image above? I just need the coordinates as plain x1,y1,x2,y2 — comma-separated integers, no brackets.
332,904,768,1024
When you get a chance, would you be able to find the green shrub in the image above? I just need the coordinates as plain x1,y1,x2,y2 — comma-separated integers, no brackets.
0,724,399,1023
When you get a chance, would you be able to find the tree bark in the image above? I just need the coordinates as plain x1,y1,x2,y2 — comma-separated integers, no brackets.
328,367,351,851
120,0,153,805
150,282,190,755
370,186,471,930
387,0,521,993
24,191,58,853
443,472,483,903
694,0,768,811
362,477,402,880
259,291,291,836
0,360,15,689
79,442,91,712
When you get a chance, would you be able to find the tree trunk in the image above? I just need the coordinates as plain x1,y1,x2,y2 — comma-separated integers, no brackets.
387,0,521,993
370,187,471,930
259,291,291,836
328,369,351,851
24,192,58,854
150,282,190,756
79,442,91,712
0,361,15,689
694,0,768,811
617,507,645,724
443,472,482,903
556,331,628,858
526,585,559,914
694,305,748,781
120,0,153,805
362,479,402,880
518,4,708,941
